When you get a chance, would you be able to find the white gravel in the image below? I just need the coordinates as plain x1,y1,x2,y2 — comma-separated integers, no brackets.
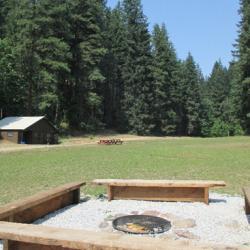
0,193,249,249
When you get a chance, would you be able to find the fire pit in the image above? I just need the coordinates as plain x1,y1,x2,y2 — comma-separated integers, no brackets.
112,215,171,234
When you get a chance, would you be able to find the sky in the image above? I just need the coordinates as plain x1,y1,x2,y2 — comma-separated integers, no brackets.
107,0,240,77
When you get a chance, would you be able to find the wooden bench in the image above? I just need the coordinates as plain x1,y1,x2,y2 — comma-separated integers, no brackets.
92,179,226,204
0,221,240,250
0,181,85,223
242,187,250,215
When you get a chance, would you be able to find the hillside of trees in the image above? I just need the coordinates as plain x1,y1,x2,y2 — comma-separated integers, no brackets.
0,0,249,136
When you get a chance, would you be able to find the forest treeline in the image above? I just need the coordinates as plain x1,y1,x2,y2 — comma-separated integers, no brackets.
0,0,249,136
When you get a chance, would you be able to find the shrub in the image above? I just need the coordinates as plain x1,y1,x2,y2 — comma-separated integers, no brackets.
210,119,230,137
59,120,69,134
231,123,244,136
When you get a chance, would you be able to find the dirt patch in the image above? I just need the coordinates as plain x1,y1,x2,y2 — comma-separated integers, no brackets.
0,134,180,153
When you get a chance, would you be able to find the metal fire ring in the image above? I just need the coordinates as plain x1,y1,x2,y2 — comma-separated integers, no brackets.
112,215,171,235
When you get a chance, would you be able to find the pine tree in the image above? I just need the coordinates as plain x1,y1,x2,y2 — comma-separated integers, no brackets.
122,0,154,134
0,0,9,38
235,0,250,133
0,38,24,116
34,0,71,124
180,53,202,135
151,23,179,135
206,61,229,118
67,0,106,130
7,0,41,115
102,3,127,129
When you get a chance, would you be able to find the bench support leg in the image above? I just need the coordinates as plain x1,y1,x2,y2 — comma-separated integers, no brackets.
204,187,209,205
245,196,250,215
73,189,80,204
107,185,113,201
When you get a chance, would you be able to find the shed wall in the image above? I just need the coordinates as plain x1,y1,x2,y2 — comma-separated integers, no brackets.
28,119,57,144
0,131,20,143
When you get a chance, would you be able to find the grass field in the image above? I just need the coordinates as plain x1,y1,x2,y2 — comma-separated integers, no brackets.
0,136,250,205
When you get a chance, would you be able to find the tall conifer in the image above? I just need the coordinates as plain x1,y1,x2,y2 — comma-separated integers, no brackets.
235,0,250,133
122,0,154,134
180,54,202,135
102,3,127,129
151,24,179,135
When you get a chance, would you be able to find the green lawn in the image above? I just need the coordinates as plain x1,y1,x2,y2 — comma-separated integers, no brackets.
0,136,250,205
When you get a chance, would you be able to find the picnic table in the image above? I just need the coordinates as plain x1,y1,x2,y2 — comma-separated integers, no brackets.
98,139,123,145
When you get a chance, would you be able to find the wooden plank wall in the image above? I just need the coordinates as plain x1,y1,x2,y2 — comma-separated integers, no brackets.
108,186,208,204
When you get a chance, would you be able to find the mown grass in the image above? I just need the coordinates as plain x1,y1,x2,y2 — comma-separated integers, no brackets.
0,136,250,205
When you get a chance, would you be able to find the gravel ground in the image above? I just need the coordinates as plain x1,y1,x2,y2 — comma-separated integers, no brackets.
0,193,249,249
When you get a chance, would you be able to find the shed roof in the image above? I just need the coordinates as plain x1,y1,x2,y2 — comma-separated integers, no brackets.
0,116,45,130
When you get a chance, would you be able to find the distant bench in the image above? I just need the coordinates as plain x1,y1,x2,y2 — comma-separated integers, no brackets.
92,179,226,204
243,187,250,215
0,181,85,223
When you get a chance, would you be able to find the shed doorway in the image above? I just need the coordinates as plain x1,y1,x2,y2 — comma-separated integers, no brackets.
23,131,32,144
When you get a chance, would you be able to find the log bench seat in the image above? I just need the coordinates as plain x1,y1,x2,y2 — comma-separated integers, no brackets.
92,179,226,204
0,181,85,223
242,187,250,215
0,221,241,250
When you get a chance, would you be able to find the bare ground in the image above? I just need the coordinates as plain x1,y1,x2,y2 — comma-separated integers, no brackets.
0,133,182,153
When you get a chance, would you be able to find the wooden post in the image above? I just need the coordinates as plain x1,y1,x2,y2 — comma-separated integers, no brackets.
72,189,80,204
3,239,9,250
3,240,17,250
107,185,113,201
204,187,209,205
244,194,250,214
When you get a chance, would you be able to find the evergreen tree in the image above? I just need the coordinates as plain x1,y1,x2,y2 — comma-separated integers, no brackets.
206,61,229,118
34,0,71,124
226,62,244,135
67,0,106,130
0,0,9,38
151,23,179,135
0,0,245,136
179,54,202,135
0,38,24,116
122,0,154,134
235,0,250,133
7,0,41,115
102,3,127,129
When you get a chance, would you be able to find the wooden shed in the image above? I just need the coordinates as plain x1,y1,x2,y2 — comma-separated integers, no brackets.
0,116,58,144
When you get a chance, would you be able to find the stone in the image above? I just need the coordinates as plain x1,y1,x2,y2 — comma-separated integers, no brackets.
80,195,91,202
104,215,115,221
102,227,114,233
160,213,183,221
224,220,242,230
159,233,179,240
114,213,126,218
174,230,200,240
212,247,238,250
99,221,109,229
130,211,139,215
172,218,196,228
141,210,160,216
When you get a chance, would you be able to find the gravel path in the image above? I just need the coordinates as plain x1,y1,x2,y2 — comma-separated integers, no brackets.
0,193,249,249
